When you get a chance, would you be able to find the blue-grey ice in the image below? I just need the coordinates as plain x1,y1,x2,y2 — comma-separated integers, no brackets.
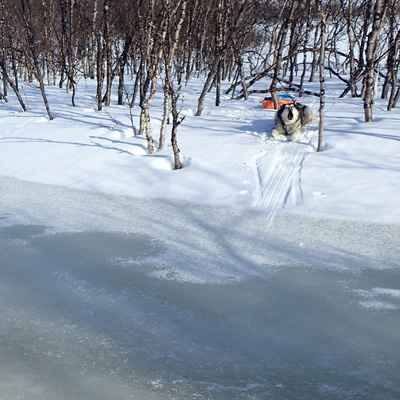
0,176,399,399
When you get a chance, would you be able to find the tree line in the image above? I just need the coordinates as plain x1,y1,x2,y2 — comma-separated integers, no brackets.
0,0,399,164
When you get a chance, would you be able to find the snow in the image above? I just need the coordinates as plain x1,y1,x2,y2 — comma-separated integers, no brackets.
1,78,399,222
1,76,400,399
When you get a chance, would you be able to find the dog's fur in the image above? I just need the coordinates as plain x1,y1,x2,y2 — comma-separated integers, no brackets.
270,102,316,141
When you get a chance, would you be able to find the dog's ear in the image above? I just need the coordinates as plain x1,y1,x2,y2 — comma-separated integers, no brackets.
293,102,303,111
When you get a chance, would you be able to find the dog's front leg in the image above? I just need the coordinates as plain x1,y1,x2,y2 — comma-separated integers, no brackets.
270,128,283,141
288,129,303,141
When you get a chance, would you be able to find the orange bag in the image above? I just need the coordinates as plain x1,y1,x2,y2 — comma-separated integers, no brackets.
261,94,297,109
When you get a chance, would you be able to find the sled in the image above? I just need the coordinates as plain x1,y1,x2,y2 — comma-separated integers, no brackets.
261,94,298,109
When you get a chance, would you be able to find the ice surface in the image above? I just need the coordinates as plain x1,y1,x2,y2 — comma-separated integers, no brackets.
1,177,399,399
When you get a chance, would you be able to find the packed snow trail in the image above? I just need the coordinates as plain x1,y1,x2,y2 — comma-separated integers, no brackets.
252,129,316,223
250,96,319,223
254,138,311,210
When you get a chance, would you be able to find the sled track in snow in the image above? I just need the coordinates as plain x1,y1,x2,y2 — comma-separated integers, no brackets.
253,130,316,224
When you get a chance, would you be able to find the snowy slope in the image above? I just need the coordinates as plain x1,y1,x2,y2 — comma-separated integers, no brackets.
0,76,399,223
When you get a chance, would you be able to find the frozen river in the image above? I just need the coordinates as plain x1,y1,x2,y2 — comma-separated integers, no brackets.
1,176,399,399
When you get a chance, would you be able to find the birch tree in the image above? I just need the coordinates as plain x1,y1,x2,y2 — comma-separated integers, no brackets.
14,0,54,119
298,0,312,97
340,0,357,97
58,0,79,105
137,0,167,153
362,0,388,122
0,1,27,110
270,0,298,109
195,0,252,116
381,0,400,108
159,0,188,150
316,0,327,152
102,0,113,107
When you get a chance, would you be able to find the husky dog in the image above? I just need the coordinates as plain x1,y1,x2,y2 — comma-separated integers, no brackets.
270,102,316,141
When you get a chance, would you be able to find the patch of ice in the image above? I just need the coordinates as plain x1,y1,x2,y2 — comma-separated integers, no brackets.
371,287,400,299
359,300,398,310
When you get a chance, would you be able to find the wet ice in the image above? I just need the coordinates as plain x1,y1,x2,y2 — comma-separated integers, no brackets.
1,223,399,399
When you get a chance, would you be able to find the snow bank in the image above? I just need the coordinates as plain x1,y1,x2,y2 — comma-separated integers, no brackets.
0,77,399,223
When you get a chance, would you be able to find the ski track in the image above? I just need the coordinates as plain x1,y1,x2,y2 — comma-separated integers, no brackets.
253,119,317,225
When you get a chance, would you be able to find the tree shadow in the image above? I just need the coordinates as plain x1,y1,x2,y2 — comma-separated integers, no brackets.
0,135,147,156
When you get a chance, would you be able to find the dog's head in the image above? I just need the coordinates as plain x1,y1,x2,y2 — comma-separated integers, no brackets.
278,103,300,125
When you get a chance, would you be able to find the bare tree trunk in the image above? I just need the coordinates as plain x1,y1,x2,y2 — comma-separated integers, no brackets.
159,90,170,149
137,0,167,153
195,0,252,116
233,45,248,100
288,18,298,83
141,100,154,154
340,0,357,97
391,85,400,108
102,0,113,106
387,45,399,110
90,0,98,80
316,0,326,152
117,36,133,105
130,62,140,108
96,33,104,111
308,26,319,83
363,0,388,122
59,0,77,105
0,60,27,111
38,76,54,120
299,0,312,97
14,0,53,119
0,1,26,108
159,0,188,149
270,0,297,109
214,0,226,107
0,90,7,102
381,1,398,100
170,89,183,170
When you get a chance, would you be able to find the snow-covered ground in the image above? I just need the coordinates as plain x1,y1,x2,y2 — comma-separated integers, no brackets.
1,77,399,222
0,76,399,399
